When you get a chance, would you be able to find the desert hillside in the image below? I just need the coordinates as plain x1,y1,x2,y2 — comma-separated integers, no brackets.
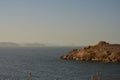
61,41,120,63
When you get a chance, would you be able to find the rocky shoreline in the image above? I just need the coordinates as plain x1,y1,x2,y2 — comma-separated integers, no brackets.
61,41,120,63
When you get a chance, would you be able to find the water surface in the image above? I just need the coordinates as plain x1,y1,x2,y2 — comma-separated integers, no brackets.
0,47,120,80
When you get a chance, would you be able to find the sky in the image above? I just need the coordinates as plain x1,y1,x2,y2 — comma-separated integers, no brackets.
0,0,120,46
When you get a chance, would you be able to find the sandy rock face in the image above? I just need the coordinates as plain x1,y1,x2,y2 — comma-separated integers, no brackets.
61,41,120,63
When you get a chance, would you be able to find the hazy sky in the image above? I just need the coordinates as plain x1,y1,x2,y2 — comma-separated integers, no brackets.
0,0,120,46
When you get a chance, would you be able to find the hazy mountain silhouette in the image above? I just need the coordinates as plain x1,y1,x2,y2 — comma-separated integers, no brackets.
0,42,47,47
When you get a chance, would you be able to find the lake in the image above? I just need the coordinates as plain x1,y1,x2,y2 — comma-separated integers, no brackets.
0,47,120,80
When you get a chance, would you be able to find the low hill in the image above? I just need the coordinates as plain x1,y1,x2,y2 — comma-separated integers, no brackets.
61,41,120,63
0,42,46,47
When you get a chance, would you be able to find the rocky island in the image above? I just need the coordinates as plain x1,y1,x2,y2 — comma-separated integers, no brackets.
61,41,120,63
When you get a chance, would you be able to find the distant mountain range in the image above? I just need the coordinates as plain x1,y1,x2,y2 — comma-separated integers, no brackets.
0,42,47,47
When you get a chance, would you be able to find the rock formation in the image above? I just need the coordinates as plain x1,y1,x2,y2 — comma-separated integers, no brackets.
61,41,120,63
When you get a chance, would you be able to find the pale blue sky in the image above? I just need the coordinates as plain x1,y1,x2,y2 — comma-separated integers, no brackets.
0,0,120,46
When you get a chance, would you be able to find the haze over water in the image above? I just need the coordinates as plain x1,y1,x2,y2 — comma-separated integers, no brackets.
0,0,120,46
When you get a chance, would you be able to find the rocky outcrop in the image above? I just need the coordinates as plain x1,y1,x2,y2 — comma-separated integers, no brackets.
61,41,120,63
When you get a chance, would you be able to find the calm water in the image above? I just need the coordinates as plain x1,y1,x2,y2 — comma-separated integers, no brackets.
0,47,120,80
